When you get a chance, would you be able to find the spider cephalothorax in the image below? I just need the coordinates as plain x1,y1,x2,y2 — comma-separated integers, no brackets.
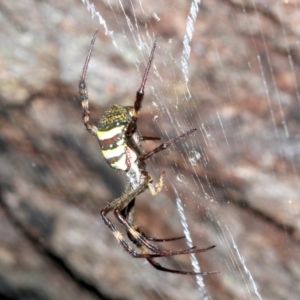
78,29,216,275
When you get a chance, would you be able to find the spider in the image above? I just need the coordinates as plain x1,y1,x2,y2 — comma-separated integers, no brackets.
78,30,216,275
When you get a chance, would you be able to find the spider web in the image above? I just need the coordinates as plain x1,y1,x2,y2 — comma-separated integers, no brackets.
81,1,215,296
79,0,299,299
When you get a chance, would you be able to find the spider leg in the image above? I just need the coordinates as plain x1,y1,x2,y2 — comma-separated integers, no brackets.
146,256,219,276
140,128,197,162
116,189,176,253
141,233,186,243
120,197,185,243
114,207,216,255
100,173,167,258
101,171,215,258
101,191,215,259
116,207,167,253
140,136,161,141
114,172,215,256
126,38,157,138
123,202,185,242
100,176,155,258
78,29,99,137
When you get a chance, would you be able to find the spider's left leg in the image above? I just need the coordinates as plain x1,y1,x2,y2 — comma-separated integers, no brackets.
78,29,99,137
121,197,185,243
114,179,215,256
115,172,180,252
114,173,177,253
121,176,185,243
140,128,197,162
126,38,157,138
100,178,151,257
115,205,215,255
101,174,188,258
114,173,216,255
119,208,218,275
140,136,161,141
146,256,219,276
115,173,183,252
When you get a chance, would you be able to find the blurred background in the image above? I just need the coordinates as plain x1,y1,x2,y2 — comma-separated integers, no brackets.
0,0,300,299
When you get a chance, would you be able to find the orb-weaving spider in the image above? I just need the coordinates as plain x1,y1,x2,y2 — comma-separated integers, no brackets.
79,30,216,275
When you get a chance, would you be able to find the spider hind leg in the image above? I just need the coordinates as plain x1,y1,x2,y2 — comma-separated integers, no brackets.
115,206,216,256
142,233,186,243
146,256,219,276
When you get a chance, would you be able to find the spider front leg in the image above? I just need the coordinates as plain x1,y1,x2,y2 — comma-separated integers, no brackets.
78,29,99,137
140,136,161,141
126,38,157,138
140,128,197,162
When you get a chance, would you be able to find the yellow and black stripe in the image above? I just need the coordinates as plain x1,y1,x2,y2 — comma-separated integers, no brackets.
97,104,135,171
